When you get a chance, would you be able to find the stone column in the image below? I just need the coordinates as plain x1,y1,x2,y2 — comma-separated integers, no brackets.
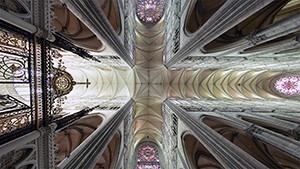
217,112,300,161
238,113,300,139
57,99,134,169
165,99,268,169
37,124,58,169
115,145,126,168
60,0,134,67
244,36,300,55
165,0,274,68
221,13,300,55
32,0,55,41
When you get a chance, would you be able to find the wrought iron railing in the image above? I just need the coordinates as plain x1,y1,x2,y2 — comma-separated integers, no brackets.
0,20,36,144
0,94,32,133
0,94,34,145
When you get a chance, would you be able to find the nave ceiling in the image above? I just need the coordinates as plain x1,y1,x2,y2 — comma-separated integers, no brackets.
49,0,300,147
0,0,300,168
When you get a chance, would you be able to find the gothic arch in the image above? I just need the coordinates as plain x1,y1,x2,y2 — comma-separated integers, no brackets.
182,132,224,169
54,114,103,165
94,131,121,169
184,0,225,34
239,115,300,140
0,145,36,169
202,1,290,53
96,0,122,34
51,1,104,51
202,115,300,169
0,0,31,19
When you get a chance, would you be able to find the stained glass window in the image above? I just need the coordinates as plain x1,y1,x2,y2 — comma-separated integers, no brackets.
274,75,300,95
137,0,164,23
136,145,161,169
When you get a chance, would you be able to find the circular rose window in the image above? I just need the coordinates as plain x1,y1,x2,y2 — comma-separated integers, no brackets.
274,75,300,96
137,0,165,24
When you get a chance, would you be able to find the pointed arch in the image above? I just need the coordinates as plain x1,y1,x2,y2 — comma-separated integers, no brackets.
202,116,300,169
96,0,122,34
51,1,104,51
54,114,103,165
182,133,224,169
185,0,225,34
94,131,121,169
202,1,290,53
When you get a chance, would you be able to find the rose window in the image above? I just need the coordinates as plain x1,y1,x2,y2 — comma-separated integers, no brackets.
137,0,165,23
136,145,161,169
274,75,300,95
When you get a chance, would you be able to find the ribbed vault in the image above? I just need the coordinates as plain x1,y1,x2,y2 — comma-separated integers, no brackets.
168,69,284,100
132,0,168,145
45,0,300,167
52,52,134,114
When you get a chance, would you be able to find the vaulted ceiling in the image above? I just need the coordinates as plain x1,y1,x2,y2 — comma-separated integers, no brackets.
50,0,300,148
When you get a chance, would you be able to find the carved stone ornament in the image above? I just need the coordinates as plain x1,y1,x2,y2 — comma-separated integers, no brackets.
52,69,75,98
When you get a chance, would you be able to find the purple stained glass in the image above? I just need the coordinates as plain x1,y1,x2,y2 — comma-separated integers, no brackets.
136,164,161,169
274,75,300,95
136,145,161,169
137,0,165,23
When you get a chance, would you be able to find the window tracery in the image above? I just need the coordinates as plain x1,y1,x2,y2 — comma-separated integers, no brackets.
136,145,161,169
136,0,164,24
274,75,300,95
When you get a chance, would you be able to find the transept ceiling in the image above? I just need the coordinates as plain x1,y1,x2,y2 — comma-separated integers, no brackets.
48,0,300,149
35,0,300,152
1,0,300,168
